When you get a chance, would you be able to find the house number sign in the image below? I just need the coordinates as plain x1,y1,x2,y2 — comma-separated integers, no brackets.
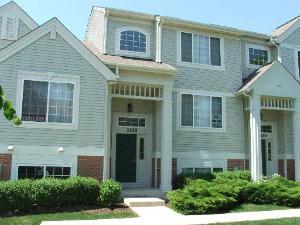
127,128,138,133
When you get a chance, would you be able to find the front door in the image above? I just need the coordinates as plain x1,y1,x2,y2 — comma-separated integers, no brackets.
115,134,137,182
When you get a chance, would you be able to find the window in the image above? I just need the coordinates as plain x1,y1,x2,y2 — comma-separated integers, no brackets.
181,94,223,128
1,16,18,40
18,166,71,179
118,116,146,127
139,138,145,160
21,80,74,124
261,125,272,133
182,168,193,174
297,51,300,78
248,47,268,66
119,30,147,53
195,168,211,173
180,32,222,66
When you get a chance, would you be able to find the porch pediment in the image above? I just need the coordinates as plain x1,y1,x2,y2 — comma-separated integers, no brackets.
238,61,300,98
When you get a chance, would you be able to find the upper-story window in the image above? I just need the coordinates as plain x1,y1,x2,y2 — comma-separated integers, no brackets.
180,32,222,67
181,93,223,129
1,16,18,40
246,44,270,68
116,27,150,58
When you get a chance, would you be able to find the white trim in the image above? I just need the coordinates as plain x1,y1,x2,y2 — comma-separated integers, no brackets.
177,91,227,132
16,71,80,130
0,18,117,81
176,31,225,71
173,88,234,97
115,26,151,58
245,43,271,69
275,18,300,43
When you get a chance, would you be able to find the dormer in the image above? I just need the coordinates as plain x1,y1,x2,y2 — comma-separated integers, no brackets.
0,1,38,42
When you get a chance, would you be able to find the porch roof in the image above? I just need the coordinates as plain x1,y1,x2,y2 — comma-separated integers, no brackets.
237,61,300,98
85,41,177,75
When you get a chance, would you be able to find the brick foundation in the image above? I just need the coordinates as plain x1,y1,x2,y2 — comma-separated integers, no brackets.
0,154,12,180
227,159,249,171
287,159,295,181
151,158,176,188
77,156,103,180
278,159,285,176
172,158,177,188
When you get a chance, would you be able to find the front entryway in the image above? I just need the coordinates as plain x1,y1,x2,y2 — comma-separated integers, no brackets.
112,113,152,188
261,123,277,177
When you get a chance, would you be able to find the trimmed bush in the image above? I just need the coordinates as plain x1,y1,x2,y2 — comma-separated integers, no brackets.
0,177,101,212
168,178,249,215
98,179,121,207
173,172,215,189
214,170,251,182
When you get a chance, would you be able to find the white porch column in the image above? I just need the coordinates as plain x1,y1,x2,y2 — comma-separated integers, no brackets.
293,99,300,180
160,85,173,191
103,84,112,180
249,95,262,181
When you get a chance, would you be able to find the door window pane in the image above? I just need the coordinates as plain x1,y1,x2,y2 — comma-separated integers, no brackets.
181,32,192,62
22,80,48,122
194,95,210,127
181,94,193,126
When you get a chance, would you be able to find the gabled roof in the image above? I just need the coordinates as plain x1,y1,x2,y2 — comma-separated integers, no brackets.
85,41,177,75
0,17,117,81
271,16,300,42
237,61,300,96
0,1,38,30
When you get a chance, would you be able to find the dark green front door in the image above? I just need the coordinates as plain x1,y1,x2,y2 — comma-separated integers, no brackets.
115,134,137,182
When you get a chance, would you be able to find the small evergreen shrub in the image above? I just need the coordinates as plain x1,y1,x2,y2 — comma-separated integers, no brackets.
214,170,251,181
173,172,215,189
98,179,121,207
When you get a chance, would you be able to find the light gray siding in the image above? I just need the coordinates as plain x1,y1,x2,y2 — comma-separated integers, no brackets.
0,33,107,148
284,27,300,46
18,19,31,38
106,18,155,59
280,46,296,77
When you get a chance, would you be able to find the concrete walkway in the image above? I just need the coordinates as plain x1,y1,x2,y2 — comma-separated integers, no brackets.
41,207,300,225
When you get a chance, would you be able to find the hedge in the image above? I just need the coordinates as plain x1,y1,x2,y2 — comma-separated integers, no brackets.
168,171,300,215
0,177,121,212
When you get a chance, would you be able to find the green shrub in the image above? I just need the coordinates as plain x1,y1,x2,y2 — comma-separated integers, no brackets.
98,179,121,207
214,170,251,181
168,178,249,215
173,172,215,189
0,177,100,212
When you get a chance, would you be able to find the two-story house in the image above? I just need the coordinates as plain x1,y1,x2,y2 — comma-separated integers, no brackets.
1,1,300,193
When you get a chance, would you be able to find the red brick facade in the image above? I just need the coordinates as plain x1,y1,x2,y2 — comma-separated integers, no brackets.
278,159,285,176
227,159,249,171
151,158,177,188
77,156,103,180
0,154,12,180
172,158,177,188
287,159,295,180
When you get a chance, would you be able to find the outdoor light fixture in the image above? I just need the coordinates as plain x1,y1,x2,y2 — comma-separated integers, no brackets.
128,103,133,113
57,147,64,153
7,145,14,152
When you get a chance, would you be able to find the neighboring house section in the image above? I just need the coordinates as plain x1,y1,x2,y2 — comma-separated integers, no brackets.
2,2,300,192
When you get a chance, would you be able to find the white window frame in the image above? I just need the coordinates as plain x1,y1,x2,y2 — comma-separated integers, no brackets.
245,43,271,69
294,48,300,80
1,14,19,41
16,164,72,179
16,71,80,129
177,90,226,132
115,26,150,58
177,31,225,71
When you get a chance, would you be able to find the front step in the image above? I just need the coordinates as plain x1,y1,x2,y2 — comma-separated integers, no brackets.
124,197,165,207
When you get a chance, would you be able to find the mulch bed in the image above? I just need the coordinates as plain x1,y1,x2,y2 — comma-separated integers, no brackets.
0,203,132,217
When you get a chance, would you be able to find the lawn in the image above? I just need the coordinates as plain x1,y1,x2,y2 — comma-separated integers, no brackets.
217,218,300,225
230,203,290,213
0,206,137,225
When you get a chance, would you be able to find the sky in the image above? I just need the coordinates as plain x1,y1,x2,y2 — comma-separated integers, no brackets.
2,0,300,40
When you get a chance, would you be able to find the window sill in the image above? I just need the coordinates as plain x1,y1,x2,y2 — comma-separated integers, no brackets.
115,50,151,59
16,122,78,130
177,61,225,71
177,126,226,133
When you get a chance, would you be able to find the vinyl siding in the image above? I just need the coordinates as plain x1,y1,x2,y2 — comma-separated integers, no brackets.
85,9,106,54
280,46,296,77
0,33,107,148
106,18,155,59
172,94,244,154
161,27,242,92
241,41,257,79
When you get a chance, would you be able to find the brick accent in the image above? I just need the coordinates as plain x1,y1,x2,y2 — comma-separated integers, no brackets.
156,158,161,188
287,159,295,181
172,158,177,188
151,158,155,187
227,159,248,171
278,159,285,177
0,154,12,180
77,156,103,180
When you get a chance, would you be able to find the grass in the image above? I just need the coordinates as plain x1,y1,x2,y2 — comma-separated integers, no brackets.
216,218,300,225
230,203,290,213
0,209,136,225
